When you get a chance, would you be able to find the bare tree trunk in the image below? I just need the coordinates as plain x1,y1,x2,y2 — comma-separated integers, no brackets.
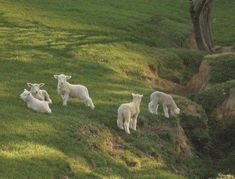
189,0,214,52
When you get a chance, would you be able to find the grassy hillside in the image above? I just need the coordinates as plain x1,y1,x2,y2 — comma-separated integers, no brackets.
0,0,234,178
212,0,235,47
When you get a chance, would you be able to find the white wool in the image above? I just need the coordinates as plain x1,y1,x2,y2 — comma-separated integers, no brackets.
148,91,180,118
54,74,95,109
27,83,52,104
117,93,143,134
20,89,52,114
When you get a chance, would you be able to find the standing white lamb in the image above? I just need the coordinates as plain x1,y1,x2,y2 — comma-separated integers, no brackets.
148,91,180,118
54,74,95,109
20,89,52,113
117,93,143,134
27,83,52,104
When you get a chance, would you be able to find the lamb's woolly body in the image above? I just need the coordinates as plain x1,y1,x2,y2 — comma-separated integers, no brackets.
148,91,180,118
55,74,95,109
28,83,52,104
117,94,143,134
20,89,51,113
32,90,52,103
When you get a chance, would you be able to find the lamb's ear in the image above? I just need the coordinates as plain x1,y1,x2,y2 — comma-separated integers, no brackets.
24,89,28,92
131,93,135,97
140,94,144,98
39,83,45,87
66,75,71,80
27,83,32,87
54,75,58,79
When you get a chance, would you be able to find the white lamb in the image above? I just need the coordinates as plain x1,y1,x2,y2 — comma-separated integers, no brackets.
20,89,52,113
117,93,143,134
54,74,95,109
27,83,52,104
148,91,180,118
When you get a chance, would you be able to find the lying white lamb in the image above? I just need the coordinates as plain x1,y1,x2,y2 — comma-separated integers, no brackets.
148,91,180,118
27,83,52,104
20,89,52,113
117,93,143,134
54,74,95,109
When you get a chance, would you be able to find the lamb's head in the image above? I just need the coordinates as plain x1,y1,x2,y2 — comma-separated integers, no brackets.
132,93,143,103
174,108,181,114
20,89,32,101
54,74,71,86
27,83,44,94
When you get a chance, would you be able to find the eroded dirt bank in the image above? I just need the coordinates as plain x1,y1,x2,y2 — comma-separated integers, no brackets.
145,59,211,96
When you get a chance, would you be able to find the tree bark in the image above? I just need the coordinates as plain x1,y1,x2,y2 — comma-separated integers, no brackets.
189,0,214,52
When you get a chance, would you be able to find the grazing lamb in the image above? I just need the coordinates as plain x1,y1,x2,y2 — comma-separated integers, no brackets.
117,93,143,134
27,83,52,104
20,89,52,113
54,74,95,109
148,91,180,118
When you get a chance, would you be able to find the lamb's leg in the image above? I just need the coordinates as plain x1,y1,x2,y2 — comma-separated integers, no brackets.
124,121,130,134
131,114,138,131
163,104,169,118
123,112,131,134
44,91,52,104
130,118,134,130
155,104,159,114
117,112,124,130
62,94,69,106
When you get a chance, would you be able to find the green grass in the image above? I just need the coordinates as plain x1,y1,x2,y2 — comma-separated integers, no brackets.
206,53,235,84
0,0,235,178
212,0,235,47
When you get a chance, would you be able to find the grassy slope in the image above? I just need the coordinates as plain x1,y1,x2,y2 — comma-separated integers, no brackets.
0,0,234,178
0,1,191,178
212,0,235,47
